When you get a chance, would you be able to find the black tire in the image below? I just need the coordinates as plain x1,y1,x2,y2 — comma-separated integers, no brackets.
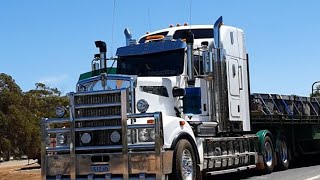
276,138,290,170
169,139,197,180
262,136,275,174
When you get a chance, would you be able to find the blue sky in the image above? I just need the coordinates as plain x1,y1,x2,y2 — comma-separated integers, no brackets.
0,0,319,95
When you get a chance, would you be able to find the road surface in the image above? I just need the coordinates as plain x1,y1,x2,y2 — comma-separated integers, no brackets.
206,158,320,180
1,159,320,180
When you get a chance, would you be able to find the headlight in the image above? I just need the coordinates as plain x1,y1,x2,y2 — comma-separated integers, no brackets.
110,131,121,143
56,133,67,145
137,99,149,113
150,129,155,140
55,106,66,118
138,129,149,142
81,133,91,144
127,129,136,144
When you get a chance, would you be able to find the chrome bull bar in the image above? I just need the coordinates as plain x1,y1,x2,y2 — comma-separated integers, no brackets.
41,88,170,180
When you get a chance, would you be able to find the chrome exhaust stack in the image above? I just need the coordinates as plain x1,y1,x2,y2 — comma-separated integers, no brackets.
213,16,229,132
124,28,132,46
185,31,195,86
95,41,107,69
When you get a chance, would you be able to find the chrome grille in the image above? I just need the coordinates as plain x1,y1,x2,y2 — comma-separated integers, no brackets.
74,90,123,149
75,93,121,105
76,107,121,118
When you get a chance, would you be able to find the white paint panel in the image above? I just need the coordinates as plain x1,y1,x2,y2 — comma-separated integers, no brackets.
230,97,240,117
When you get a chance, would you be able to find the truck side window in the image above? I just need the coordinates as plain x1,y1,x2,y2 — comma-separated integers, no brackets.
173,29,213,39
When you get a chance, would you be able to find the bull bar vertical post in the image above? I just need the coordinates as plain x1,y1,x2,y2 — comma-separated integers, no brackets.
69,92,76,180
154,112,164,180
40,118,47,180
121,89,129,180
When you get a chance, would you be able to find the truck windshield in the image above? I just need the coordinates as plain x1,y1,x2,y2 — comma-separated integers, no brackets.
117,49,185,76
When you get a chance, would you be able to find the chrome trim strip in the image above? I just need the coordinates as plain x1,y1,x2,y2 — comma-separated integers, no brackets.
46,128,70,134
204,152,257,159
75,89,121,96
74,102,121,109
75,126,122,132
75,145,122,151
121,89,129,180
127,113,156,119
46,118,70,124
75,115,121,122
69,92,76,180
127,124,154,129
46,146,70,152
77,74,135,86
128,144,155,149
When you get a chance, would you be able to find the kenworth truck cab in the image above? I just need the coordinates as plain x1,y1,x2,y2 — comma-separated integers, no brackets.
41,17,320,180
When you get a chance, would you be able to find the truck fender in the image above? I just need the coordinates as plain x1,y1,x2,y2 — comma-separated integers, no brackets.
255,129,277,169
256,129,273,154
169,132,200,165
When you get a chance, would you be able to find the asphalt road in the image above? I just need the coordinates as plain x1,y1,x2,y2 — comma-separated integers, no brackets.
205,158,320,180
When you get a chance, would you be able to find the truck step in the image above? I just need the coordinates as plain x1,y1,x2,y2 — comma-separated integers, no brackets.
205,164,256,176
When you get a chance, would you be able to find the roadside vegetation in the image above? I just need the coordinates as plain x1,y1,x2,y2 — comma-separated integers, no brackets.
0,73,68,161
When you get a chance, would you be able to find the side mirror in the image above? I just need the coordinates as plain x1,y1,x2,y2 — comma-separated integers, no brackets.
172,87,185,97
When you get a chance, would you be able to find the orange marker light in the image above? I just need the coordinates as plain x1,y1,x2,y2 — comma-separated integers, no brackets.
179,121,186,126
176,23,180,27
147,119,154,124
169,24,174,28
146,35,165,41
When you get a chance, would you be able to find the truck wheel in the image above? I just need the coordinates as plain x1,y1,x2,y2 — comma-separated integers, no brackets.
263,136,275,174
277,138,289,170
170,139,196,180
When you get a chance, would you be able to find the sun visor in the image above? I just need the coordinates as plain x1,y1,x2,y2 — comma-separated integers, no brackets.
116,40,186,56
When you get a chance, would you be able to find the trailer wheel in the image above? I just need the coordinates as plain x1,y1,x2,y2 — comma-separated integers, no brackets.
263,136,275,174
277,138,289,170
170,139,196,180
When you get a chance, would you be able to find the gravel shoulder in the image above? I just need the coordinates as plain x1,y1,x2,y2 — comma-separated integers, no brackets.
0,160,41,180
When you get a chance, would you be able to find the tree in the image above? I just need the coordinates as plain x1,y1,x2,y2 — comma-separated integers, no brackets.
0,73,69,160
23,83,68,159
0,73,26,159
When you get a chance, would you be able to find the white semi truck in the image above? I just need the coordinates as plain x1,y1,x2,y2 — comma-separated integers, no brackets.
41,17,320,180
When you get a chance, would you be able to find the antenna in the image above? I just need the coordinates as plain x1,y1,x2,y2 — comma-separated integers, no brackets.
110,0,116,58
107,0,117,75
189,0,192,31
148,8,151,32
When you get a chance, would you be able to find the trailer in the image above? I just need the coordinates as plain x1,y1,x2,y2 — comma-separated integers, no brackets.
40,16,320,180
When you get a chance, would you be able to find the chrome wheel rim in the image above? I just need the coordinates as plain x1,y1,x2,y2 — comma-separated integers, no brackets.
181,149,193,180
264,141,273,167
280,141,288,164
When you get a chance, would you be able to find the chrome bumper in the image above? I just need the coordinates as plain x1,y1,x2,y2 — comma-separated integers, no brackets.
45,151,173,180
